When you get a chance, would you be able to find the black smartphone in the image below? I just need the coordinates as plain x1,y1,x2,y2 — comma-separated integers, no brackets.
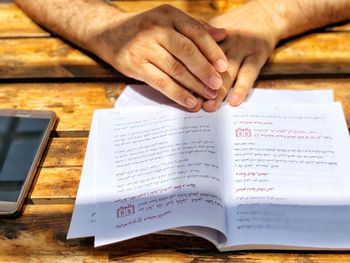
0,109,56,217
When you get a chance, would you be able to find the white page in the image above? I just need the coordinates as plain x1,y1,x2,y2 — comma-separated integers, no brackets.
114,84,177,109
67,86,334,239
115,85,334,108
244,88,333,103
94,108,227,247
219,102,350,250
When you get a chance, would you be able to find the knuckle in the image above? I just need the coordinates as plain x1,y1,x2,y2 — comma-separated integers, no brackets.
234,85,249,97
157,4,176,14
210,48,223,60
235,80,251,93
241,66,257,78
252,44,264,54
227,63,238,78
177,38,195,55
138,17,160,31
245,38,271,55
153,76,169,92
186,22,205,38
170,60,185,77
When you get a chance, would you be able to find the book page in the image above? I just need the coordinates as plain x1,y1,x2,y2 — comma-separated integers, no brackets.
219,102,350,250
94,108,227,246
67,86,335,240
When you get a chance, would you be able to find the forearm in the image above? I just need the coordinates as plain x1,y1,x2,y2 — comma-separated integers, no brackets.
262,0,350,41
14,0,127,51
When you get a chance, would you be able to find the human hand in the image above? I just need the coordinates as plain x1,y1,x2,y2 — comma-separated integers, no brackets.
87,5,228,111
202,1,281,112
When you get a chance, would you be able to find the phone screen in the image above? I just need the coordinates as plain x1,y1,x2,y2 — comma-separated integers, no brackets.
0,116,51,202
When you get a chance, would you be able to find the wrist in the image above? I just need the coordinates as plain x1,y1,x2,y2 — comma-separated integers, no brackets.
256,0,290,42
78,5,133,54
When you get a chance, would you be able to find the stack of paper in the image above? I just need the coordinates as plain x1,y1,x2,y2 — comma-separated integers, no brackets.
67,85,350,250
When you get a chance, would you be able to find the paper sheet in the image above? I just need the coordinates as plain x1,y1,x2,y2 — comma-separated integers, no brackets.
115,85,334,108
94,108,227,246
67,85,334,239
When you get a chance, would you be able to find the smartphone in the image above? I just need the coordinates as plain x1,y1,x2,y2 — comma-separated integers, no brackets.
0,109,56,216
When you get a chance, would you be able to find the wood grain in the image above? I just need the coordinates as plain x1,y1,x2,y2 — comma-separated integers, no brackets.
1,204,350,263
265,33,350,75
1,32,350,79
110,0,245,20
0,3,49,38
0,82,122,134
0,80,348,135
29,137,87,204
30,167,81,204
0,38,118,79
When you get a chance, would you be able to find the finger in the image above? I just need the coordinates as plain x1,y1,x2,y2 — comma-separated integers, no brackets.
140,62,200,110
171,12,228,73
188,96,204,112
202,71,232,112
202,52,244,112
229,55,265,106
159,30,223,91
202,22,227,42
147,47,218,100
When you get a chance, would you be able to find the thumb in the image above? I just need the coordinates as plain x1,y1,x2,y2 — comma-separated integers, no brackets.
202,22,227,42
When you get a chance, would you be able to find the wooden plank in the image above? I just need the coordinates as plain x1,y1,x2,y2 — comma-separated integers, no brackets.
0,3,50,38
29,137,87,204
42,138,87,167
0,80,349,136
110,0,244,21
30,167,81,204
1,32,350,80
1,204,350,262
265,33,350,75
0,38,118,79
0,82,122,135
327,22,350,32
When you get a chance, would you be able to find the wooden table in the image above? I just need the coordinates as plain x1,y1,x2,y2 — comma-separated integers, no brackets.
1,1,350,262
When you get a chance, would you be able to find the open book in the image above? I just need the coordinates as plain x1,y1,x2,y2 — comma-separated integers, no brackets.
68,86,350,251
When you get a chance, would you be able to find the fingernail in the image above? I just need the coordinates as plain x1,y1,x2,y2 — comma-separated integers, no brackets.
205,87,218,99
209,75,222,90
185,97,198,108
230,93,242,106
215,59,228,72
203,100,218,112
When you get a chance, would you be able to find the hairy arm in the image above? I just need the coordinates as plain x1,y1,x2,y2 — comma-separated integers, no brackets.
14,0,120,51
203,0,350,112
15,0,228,111
273,0,350,40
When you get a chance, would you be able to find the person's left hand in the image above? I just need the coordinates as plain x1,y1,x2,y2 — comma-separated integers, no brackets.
202,2,281,112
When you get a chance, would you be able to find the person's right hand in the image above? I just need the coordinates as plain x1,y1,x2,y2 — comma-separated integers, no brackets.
87,5,228,111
